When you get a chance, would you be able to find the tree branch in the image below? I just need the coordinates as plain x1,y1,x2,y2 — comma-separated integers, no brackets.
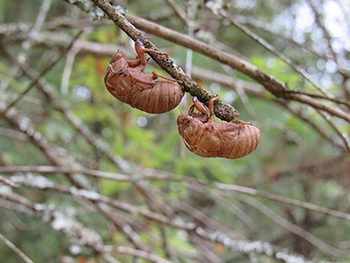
0,233,34,263
2,165,350,222
0,30,83,117
122,13,350,123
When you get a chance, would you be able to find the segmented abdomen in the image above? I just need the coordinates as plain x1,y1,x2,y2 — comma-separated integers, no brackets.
225,124,261,159
179,120,261,159
105,58,184,114
129,81,184,113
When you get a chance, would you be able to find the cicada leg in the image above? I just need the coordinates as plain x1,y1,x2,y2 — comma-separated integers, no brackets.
232,119,252,125
191,97,207,114
208,95,220,123
135,37,169,65
151,71,182,83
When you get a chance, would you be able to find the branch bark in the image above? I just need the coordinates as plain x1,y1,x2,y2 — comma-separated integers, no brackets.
0,233,34,263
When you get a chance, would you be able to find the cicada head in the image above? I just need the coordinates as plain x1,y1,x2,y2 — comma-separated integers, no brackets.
177,114,194,133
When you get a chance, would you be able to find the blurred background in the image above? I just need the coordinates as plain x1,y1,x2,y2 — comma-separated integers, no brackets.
0,0,350,262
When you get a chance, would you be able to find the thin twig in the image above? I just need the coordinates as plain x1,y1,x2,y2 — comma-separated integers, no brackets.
0,127,28,142
61,41,80,94
0,30,83,117
3,173,322,263
305,0,343,74
234,194,348,257
165,0,188,26
282,90,350,109
101,246,173,263
219,11,331,97
0,233,34,263
277,101,339,148
316,110,350,152
1,106,91,189
234,15,334,61
97,203,151,252
2,165,350,221
121,14,350,123
0,0,51,92
0,176,20,188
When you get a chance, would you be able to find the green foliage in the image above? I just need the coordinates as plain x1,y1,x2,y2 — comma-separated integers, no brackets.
250,56,301,87
1,0,350,262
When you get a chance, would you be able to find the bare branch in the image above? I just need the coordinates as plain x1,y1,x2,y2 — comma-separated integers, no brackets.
165,0,188,26
0,30,83,117
235,194,348,257
122,14,350,123
5,173,318,263
219,11,331,97
316,110,350,152
0,233,34,263
101,246,173,263
0,127,28,142
1,165,350,222
0,176,19,188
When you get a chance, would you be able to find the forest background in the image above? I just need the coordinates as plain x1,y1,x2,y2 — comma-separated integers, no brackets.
1,0,350,262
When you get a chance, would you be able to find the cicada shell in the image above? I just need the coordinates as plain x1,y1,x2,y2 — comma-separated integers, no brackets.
104,38,184,114
177,96,261,159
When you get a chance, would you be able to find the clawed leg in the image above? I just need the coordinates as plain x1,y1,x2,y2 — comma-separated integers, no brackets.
188,102,209,122
142,48,168,56
152,71,182,83
208,95,220,117
134,37,182,83
232,119,252,125
206,95,220,123
188,104,196,116
192,97,207,114
135,37,169,65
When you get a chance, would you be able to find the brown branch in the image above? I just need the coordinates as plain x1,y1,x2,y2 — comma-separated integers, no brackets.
165,0,188,26
234,15,334,61
101,246,173,263
289,94,350,123
122,14,350,123
282,90,350,109
0,233,34,263
4,173,322,263
0,176,20,188
235,194,349,257
0,127,28,142
1,39,131,174
97,203,151,252
2,165,350,222
277,101,340,148
0,30,83,117
316,110,350,152
219,11,330,97
1,106,91,189
191,66,265,97
6,20,350,123
191,67,347,150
